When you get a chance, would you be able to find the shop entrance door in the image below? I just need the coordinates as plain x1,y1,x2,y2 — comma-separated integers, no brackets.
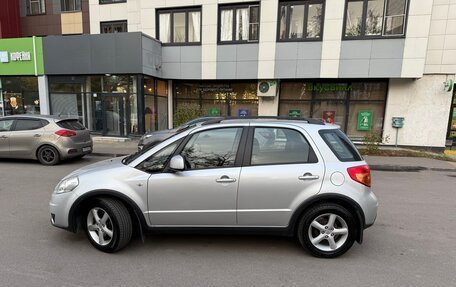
92,94,127,136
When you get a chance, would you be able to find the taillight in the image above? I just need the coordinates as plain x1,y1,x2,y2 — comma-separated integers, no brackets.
347,165,371,187
55,129,76,137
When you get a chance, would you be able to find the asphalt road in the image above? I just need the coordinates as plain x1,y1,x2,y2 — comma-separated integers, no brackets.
0,156,455,287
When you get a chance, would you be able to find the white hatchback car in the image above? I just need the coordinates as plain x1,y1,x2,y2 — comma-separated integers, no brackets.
50,117,377,258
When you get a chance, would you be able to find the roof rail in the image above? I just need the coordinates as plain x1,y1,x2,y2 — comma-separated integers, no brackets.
202,116,325,126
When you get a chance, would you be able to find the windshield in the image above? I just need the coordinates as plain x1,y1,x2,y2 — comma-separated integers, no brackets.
122,129,189,165
122,141,161,165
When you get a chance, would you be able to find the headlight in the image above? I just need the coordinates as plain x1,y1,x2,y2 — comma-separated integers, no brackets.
55,176,79,194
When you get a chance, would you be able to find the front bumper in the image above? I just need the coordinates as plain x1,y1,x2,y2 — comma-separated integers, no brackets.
49,190,80,230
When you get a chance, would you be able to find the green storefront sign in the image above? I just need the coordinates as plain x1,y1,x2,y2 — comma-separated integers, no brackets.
288,109,301,117
357,110,373,131
0,37,44,76
209,107,220,116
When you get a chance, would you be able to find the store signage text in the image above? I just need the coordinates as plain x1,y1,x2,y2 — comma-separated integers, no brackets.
0,51,32,63
198,84,233,93
308,83,352,93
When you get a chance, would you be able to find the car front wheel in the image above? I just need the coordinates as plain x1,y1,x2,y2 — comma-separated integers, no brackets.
85,198,132,253
298,203,356,258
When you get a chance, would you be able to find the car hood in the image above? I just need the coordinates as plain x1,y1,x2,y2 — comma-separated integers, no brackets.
64,156,126,179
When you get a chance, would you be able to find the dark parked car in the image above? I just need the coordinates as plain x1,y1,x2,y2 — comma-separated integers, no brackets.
138,117,222,150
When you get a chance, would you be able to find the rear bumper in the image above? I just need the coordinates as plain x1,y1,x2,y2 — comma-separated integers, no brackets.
56,139,93,160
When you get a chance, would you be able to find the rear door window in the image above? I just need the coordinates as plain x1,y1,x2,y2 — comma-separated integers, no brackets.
250,127,318,165
57,120,85,130
319,129,362,162
14,119,44,131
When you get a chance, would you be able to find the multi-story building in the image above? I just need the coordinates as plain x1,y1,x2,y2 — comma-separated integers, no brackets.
1,0,455,150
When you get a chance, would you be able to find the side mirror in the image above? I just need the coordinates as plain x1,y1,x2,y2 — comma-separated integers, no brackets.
169,155,185,171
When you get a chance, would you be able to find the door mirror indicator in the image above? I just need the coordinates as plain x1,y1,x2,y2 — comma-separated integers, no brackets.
169,155,185,171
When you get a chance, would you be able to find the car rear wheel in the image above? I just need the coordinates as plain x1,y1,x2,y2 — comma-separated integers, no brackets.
297,203,356,258
85,198,132,253
37,145,60,165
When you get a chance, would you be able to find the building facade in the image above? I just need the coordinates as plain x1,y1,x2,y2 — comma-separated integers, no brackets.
1,0,456,150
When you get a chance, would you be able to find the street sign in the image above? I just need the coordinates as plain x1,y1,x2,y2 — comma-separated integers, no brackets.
238,109,249,117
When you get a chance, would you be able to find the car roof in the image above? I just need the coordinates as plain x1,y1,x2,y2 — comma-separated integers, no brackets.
197,117,339,131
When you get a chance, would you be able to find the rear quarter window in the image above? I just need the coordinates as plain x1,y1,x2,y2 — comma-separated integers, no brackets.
57,120,86,130
319,129,362,162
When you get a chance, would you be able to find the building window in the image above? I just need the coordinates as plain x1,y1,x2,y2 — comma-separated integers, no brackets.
27,0,46,15
174,81,258,121
100,21,128,33
278,81,387,140
61,0,81,12
0,77,40,116
343,0,408,39
99,0,126,4
278,1,324,41
219,4,260,43
157,8,201,45
144,78,169,132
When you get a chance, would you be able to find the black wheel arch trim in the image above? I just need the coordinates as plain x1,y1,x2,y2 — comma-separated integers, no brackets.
288,193,366,243
67,189,147,240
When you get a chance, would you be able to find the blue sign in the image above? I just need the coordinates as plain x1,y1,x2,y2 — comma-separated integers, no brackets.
238,109,249,117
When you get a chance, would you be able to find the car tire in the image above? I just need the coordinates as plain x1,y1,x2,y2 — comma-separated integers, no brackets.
297,203,356,258
85,198,132,253
37,145,60,166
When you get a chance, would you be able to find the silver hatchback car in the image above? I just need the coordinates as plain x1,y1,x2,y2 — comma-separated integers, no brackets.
0,115,92,165
50,117,377,258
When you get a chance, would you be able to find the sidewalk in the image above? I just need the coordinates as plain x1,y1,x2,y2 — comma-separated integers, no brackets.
92,137,139,157
90,137,456,172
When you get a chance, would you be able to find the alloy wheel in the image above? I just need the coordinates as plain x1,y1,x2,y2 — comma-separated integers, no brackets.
87,207,114,246
308,213,349,252
41,148,56,163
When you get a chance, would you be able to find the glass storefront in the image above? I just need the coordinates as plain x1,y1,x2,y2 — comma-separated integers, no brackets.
48,75,169,136
0,77,39,116
447,86,456,144
49,75,138,136
279,80,387,140
174,81,259,120
144,77,168,132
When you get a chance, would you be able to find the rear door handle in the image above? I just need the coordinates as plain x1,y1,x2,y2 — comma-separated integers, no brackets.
0,135,7,139
216,176,236,183
33,134,41,137
298,173,320,180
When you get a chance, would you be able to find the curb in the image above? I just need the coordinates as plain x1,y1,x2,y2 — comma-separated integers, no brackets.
370,165,456,172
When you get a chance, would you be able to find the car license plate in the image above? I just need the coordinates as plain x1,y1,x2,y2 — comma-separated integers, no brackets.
82,147,92,152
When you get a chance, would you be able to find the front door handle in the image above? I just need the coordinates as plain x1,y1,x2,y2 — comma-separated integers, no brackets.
298,173,320,180
33,134,41,137
216,176,236,183
0,135,7,139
